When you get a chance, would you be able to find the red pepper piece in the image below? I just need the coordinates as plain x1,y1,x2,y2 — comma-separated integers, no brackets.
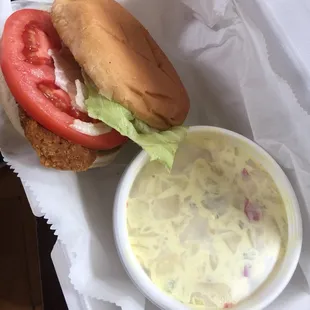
244,198,262,222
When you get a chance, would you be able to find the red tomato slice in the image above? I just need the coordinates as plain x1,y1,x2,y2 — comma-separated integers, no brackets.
0,9,127,150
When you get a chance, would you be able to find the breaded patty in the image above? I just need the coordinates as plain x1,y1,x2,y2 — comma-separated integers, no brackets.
19,109,97,171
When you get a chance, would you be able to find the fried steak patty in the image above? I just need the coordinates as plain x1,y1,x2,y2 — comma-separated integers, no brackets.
19,109,97,171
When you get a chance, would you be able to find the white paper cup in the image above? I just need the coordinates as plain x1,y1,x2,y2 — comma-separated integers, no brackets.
113,126,302,310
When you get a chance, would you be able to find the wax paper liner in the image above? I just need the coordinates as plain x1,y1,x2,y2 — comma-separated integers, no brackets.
2,0,310,310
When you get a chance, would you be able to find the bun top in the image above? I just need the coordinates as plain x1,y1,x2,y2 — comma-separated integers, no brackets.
51,0,190,130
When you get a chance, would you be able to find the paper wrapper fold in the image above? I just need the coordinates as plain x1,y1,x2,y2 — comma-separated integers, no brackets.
1,0,310,309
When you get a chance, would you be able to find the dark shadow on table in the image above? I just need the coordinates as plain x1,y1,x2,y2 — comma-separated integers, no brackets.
37,218,68,310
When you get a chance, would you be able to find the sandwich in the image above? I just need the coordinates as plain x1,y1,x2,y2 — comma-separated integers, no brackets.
0,0,190,171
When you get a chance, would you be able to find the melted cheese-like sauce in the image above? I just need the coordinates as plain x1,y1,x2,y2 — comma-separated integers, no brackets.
127,132,288,309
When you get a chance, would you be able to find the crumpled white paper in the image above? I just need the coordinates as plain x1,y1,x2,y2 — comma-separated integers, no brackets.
1,0,310,309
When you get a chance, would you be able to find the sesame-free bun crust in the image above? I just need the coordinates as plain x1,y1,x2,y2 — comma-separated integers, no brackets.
51,0,190,130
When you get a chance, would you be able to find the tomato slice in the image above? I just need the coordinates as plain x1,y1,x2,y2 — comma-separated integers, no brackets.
0,9,127,150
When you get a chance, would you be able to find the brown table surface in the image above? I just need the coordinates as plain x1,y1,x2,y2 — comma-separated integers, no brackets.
37,217,68,310
0,165,68,310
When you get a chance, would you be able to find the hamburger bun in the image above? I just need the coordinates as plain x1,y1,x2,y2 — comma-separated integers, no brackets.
51,0,190,130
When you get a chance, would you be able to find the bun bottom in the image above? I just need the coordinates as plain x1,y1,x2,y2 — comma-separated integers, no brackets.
0,76,25,137
91,149,120,169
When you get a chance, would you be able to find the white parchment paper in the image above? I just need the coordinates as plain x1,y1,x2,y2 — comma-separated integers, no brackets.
1,0,310,309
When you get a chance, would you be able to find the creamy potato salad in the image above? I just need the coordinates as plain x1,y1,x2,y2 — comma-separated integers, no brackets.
127,131,288,309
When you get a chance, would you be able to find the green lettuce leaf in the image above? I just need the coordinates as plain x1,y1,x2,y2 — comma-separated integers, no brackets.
84,78,187,169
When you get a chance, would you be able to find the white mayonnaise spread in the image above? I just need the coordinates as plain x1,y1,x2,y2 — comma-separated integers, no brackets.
70,119,111,136
48,48,87,112
127,131,288,309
